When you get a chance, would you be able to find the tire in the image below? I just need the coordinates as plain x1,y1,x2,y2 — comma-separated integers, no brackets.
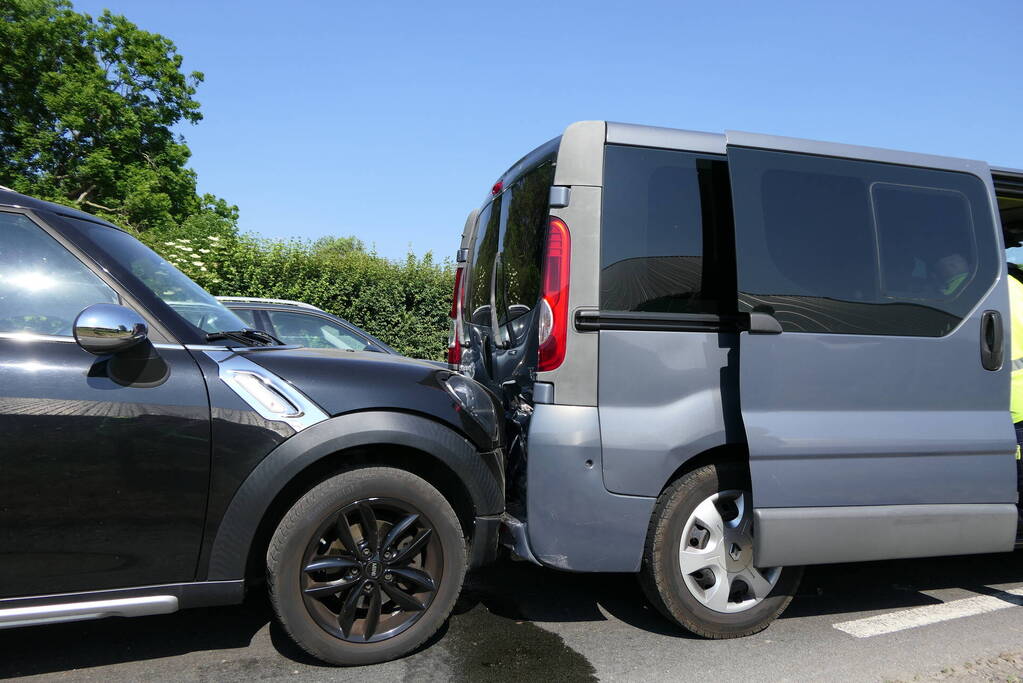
639,462,803,639
267,466,466,666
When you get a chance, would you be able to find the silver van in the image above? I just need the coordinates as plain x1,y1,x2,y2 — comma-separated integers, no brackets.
449,121,1023,638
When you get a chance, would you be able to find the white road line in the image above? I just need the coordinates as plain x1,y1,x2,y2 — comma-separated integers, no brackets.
833,587,1023,638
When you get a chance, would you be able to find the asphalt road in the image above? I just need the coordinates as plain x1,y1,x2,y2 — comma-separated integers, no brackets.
2,551,1022,682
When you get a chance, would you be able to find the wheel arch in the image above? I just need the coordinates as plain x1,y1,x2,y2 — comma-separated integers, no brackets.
204,410,504,583
657,443,751,499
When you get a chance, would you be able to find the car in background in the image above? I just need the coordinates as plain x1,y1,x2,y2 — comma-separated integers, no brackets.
217,296,397,354
217,297,445,367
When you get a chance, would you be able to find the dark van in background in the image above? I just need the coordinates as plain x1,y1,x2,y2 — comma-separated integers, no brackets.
449,121,1023,638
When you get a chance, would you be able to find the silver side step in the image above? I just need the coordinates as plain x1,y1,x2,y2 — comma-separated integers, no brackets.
0,595,178,629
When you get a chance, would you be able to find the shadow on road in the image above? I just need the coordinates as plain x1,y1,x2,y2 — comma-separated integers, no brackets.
0,551,1020,678
454,550,1023,636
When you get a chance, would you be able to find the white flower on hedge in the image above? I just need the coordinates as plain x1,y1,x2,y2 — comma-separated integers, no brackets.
199,248,211,253
192,261,203,266
208,236,220,242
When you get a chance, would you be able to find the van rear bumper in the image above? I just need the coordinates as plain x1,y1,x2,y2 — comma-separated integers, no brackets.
525,403,655,572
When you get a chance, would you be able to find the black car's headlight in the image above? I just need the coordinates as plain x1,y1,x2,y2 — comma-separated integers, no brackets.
441,373,499,442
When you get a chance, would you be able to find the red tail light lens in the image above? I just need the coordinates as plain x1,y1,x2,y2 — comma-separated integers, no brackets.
447,319,462,366
449,267,463,319
538,217,570,372
447,267,465,366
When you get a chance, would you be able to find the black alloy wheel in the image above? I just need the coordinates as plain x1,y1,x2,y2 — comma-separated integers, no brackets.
300,498,442,642
267,467,466,666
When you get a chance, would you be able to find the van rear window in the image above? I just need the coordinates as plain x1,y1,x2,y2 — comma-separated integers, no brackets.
498,161,555,327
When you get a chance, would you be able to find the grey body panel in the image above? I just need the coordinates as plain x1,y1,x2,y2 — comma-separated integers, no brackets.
754,504,1018,567
598,330,743,496
607,122,726,154
742,330,1018,508
534,121,607,407
726,130,991,176
726,132,1019,563
459,209,480,253
541,184,602,406
526,403,654,572
552,121,605,187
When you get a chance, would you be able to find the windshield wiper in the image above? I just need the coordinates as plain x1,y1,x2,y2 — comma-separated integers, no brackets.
206,329,283,347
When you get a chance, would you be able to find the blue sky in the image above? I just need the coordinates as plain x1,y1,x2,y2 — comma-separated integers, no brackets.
72,0,1023,262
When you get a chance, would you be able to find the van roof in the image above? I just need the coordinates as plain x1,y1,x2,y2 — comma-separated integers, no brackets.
560,120,1023,180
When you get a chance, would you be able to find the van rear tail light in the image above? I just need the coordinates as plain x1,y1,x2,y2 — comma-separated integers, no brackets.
449,267,463,319
447,267,465,366
447,319,462,366
537,217,570,372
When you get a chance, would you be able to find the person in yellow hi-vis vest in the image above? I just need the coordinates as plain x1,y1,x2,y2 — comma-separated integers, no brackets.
1008,267,1023,507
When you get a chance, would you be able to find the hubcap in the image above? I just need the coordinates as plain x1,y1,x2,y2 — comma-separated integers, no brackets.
678,490,781,613
300,498,442,643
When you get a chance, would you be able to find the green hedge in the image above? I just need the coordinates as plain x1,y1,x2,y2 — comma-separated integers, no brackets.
142,231,455,361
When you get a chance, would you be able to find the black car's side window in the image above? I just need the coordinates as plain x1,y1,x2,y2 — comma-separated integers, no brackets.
0,212,118,336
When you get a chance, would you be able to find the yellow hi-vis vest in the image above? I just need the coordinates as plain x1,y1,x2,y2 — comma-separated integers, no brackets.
1008,275,1023,424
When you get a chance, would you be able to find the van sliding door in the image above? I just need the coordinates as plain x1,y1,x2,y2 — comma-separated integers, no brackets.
726,132,1018,566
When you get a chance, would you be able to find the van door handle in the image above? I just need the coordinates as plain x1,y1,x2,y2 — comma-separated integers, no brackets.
980,310,1003,371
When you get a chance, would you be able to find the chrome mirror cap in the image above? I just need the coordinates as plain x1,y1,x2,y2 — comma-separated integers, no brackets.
73,303,149,355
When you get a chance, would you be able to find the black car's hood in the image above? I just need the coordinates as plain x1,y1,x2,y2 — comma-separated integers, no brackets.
240,347,493,449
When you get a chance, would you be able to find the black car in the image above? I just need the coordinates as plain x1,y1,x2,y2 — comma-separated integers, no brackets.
0,189,504,665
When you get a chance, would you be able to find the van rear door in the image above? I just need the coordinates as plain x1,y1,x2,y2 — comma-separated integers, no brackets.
725,132,1018,566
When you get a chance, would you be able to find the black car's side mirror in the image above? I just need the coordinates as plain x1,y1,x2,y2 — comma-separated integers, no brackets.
73,303,149,355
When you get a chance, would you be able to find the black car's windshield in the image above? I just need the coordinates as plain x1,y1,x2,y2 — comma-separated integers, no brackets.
67,218,253,336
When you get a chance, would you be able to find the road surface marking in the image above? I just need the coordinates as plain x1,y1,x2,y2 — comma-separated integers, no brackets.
833,587,1023,638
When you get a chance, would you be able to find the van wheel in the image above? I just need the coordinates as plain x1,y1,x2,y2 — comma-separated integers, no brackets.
267,467,466,666
639,463,802,638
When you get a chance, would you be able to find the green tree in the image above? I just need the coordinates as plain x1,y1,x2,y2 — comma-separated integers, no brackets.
0,0,235,232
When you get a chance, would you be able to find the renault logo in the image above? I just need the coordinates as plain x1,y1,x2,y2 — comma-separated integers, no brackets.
729,542,742,561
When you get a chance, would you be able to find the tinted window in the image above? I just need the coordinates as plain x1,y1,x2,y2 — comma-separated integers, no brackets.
266,310,372,351
601,146,733,314
874,184,976,301
729,147,997,336
0,212,118,336
499,161,555,326
466,199,500,328
1001,194,1023,265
